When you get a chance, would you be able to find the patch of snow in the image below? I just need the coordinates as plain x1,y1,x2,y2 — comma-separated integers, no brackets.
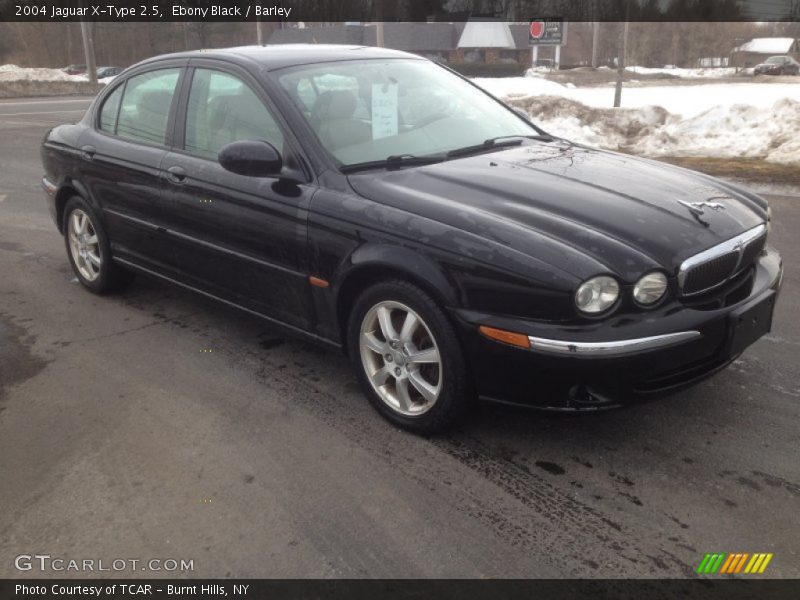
474,76,800,118
626,66,738,78
504,93,800,166
523,68,548,78
0,63,90,83
631,99,800,165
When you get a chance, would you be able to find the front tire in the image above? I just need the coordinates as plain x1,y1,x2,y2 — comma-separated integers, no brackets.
348,279,472,433
63,196,133,294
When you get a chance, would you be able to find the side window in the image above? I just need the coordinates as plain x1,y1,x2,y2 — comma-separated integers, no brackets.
116,68,180,145
185,68,284,160
295,79,317,114
99,85,123,133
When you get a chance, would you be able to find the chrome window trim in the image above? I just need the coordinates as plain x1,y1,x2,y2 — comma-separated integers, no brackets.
528,331,702,357
678,223,767,296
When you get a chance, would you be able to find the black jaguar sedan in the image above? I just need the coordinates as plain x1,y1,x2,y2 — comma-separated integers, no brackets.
753,55,800,76
41,45,783,432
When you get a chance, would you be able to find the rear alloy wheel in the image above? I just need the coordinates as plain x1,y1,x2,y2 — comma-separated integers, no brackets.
349,280,471,433
67,208,102,282
63,196,133,294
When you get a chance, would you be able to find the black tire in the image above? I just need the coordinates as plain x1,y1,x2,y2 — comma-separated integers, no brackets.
63,196,134,294
347,279,473,433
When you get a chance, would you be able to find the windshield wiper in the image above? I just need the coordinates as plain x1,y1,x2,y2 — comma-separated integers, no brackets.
340,153,445,174
340,135,555,173
446,134,554,159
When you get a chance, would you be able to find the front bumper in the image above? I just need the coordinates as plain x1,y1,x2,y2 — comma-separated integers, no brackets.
453,247,783,410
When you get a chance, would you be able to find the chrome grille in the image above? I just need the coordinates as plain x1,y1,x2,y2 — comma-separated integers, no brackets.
678,224,767,296
740,233,767,269
682,252,739,295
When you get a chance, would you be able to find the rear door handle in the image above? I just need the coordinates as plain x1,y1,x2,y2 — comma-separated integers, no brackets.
80,145,96,161
166,166,187,184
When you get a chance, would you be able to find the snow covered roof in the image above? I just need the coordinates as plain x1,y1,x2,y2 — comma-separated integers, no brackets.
734,37,797,54
457,21,515,49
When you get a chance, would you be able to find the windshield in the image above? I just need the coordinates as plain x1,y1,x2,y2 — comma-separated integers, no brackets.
275,59,538,167
765,56,784,64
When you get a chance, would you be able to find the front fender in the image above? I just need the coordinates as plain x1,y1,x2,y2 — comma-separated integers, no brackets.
339,243,461,307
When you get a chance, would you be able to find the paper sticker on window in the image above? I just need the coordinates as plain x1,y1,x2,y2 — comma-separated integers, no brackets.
371,83,398,140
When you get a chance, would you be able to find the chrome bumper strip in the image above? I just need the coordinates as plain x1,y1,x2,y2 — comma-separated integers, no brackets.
528,331,702,357
42,176,57,196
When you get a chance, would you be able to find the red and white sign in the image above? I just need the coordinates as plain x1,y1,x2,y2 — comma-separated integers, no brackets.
530,21,545,39
528,19,566,46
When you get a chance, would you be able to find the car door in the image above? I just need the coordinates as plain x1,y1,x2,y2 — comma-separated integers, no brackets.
159,63,316,330
79,64,185,271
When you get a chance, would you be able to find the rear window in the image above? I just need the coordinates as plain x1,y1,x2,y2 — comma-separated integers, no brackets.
99,85,123,133
114,68,180,145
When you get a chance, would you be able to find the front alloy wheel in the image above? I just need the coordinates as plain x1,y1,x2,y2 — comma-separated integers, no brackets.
359,301,442,416
348,279,472,433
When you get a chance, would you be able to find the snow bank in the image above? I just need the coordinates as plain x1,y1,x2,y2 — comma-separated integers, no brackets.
475,75,800,164
0,64,90,83
505,94,800,165
632,99,800,165
474,76,800,118
626,66,737,78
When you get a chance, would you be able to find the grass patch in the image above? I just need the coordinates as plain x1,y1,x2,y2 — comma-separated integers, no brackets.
655,157,800,187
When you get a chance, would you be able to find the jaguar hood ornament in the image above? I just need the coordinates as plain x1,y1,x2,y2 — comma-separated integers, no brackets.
678,199,727,216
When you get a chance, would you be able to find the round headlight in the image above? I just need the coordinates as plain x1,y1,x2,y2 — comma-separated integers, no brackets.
575,276,619,314
633,271,668,306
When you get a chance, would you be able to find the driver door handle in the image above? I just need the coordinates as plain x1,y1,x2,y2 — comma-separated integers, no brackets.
80,145,96,161
166,166,187,184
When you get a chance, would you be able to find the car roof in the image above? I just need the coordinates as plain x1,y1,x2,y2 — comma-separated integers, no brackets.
134,44,420,71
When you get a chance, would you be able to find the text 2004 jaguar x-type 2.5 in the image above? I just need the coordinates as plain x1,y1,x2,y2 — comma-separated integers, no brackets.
41,45,783,432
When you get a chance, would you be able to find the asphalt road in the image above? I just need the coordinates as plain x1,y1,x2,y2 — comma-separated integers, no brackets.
0,96,798,579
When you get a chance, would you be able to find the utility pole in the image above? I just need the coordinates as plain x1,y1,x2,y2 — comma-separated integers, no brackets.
375,22,385,47
256,19,264,45
80,20,97,84
591,21,600,68
613,20,629,108
374,0,385,47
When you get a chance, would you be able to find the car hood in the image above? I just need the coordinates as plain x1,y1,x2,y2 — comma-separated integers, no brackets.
347,141,766,282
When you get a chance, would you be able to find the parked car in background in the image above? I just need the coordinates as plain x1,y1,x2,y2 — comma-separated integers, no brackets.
41,45,782,432
63,64,87,75
754,56,800,76
96,66,123,79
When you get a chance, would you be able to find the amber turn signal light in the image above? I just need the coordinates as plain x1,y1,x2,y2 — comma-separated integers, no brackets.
479,325,531,349
308,276,330,288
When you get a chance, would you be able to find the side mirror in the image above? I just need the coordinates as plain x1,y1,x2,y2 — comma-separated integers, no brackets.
218,140,282,177
512,107,531,121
